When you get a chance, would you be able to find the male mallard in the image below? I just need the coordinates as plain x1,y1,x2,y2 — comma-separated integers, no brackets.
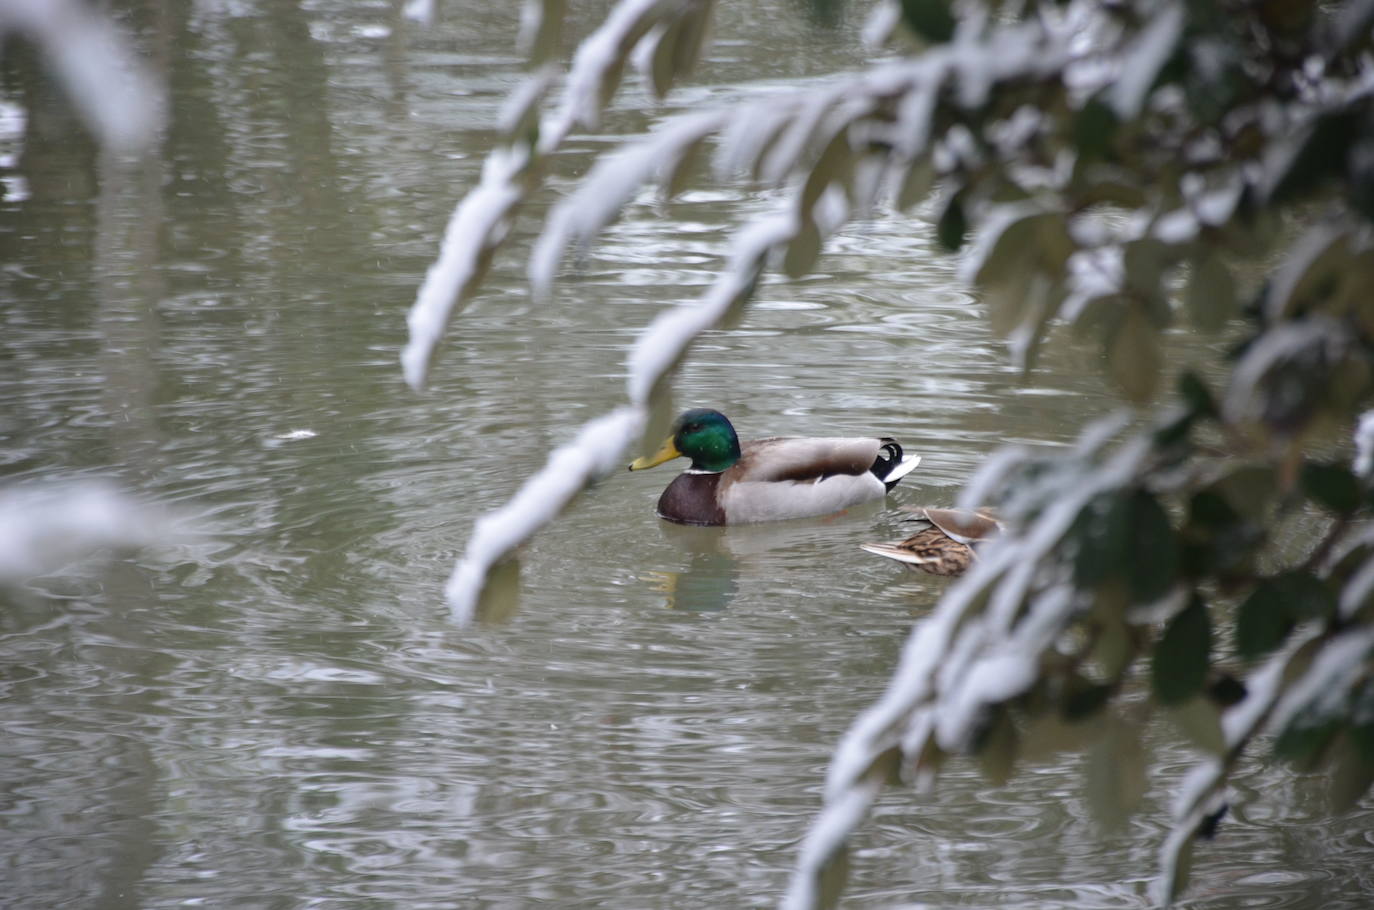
861,507,1001,576
628,408,921,525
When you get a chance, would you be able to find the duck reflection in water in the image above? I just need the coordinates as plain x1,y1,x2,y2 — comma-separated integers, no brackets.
644,550,739,613
644,514,886,612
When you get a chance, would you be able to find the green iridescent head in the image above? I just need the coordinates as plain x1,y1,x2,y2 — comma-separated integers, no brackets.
628,408,743,474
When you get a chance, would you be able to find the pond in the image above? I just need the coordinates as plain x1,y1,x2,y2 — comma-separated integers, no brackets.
1,2,1371,907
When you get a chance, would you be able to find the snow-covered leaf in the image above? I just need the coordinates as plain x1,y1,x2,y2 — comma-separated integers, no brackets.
517,0,564,65
445,407,643,623
1109,4,1184,118
636,0,712,98
799,125,856,216
1264,224,1354,322
529,110,728,295
893,155,935,211
0,0,164,153
783,216,823,279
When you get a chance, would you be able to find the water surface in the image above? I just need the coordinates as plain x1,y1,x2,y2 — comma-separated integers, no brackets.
1,3,1371,908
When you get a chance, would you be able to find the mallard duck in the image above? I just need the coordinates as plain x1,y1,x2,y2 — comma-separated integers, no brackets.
861,507,1001,576
627,408,921,525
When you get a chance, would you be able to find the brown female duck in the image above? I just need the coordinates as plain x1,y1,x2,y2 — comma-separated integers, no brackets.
861,507,1002,576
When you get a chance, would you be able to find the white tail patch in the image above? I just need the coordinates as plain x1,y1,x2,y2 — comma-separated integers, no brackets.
885,454,921,484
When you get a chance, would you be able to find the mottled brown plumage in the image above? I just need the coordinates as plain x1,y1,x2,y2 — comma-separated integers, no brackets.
861,507,1002,576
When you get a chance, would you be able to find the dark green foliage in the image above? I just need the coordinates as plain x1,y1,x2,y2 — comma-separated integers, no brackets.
1153,596,1212,705
1061,674,1114,721
1128,492,1179,604
1071,95,1118,162
935,191,966,251
1274,706,1344,768
1207,673,1247,707
1181,488,1264,580
1072,490,1180,603
1349,679,1374,762
1071,492,1131,588
1235,572,1337,660
1301,461,1362,514
1268,112,1364,205
899,0,955,43
1178,371,1218,420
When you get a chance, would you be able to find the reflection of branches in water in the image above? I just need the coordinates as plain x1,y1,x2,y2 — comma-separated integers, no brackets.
0,0,163,153
0,0,169,581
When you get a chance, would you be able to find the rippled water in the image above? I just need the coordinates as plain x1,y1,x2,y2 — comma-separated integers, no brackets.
1,3,1372,908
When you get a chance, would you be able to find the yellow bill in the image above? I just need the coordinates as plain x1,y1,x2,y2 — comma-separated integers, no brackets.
628,436,682,470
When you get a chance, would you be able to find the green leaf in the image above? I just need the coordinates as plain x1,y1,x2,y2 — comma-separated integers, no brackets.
1086,716,1146,829
895,156,934,211
1348,678,1374,762
1109,4,1185,117
1350,137,1374,224
1072,95,1118,161
1274,707,1342,768
799,126,854,215
1327,733,1374,812
1154,408,1195,450
972,210,1072,338
899,0,955,43
1153,595,1211,705
1301,461,1361,514
1126,491,1179,604
1061,673,1113,721
1270,572,1337,623
1236,571,1335,660
1159,832,1195,905
1263,225,1352,322
1207,672,1247,708
1122,238,1173,308
1072,492,1131,588
1187,488,1239,527
1090,612,1138,681
936,191,967,252
815,841,850,910
518,0,565,65
1235,583,1296,660
1107,305,1162,403
1186,253,1237,332
976,708,1019,786
1210,465,1277,521
660,133,707,201
1267,111,1362,205
783,218,823,278
1168,696,1225,755
1178,370,1218,418
646,17,681,98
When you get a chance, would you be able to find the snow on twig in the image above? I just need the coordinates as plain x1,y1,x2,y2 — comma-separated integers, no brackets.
0,0,163,153
0,482,176,582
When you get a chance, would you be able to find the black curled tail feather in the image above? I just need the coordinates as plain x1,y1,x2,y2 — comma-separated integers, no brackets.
872,438,905,490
